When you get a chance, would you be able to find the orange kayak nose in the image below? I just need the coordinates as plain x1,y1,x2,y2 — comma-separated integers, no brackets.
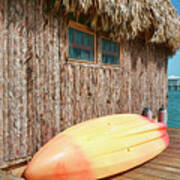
24,134,95,180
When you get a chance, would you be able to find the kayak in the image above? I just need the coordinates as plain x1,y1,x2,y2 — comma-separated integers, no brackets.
24,114,169,180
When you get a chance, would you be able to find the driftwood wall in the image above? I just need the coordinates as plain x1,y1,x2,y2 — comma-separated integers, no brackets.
0,0,168,168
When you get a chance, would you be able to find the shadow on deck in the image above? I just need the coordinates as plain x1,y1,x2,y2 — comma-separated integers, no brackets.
104,128,180,180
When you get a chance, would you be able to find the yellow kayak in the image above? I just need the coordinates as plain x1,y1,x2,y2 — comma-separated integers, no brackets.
25,114,169,180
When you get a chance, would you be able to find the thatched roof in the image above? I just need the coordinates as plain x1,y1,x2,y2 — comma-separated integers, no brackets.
53,0,180,55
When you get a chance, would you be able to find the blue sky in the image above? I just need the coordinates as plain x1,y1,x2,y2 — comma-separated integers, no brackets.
168,0,180,76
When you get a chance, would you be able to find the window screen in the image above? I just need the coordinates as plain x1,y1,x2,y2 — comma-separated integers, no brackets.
101,38,120,65
68,27,94,62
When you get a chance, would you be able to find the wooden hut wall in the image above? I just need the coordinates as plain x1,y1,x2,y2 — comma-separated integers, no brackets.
0,0,168,168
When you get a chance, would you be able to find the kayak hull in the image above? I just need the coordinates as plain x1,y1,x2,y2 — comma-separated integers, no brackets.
25,114,169,180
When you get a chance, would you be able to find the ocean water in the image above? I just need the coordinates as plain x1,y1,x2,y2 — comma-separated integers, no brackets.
168,91,180,128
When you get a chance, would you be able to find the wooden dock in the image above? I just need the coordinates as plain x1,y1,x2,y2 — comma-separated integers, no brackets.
168,77,180,91
104,128,180,180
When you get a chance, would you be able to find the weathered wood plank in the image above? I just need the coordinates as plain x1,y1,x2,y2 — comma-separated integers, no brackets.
2,0,9,162
17,0,29,158
34,0,43,151
73,65,81,124
40,7,53,145
0,0,3,163
149,159,180,169
123,171,168,180
51,17,61,135
8,0,18,160
38,1,47,147
136,165,180,180
25,0,35,156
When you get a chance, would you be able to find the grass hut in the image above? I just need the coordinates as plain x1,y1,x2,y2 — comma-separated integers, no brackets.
0,0,180,168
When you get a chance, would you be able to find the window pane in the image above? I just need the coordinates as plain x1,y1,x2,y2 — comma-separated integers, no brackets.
81,49,90,60
76,30,82,44
84,35,89,46
68,28,73,43
101,39,104,50
101,38,120,65
68,27,94,62
108,40,111,51
112,42,116,52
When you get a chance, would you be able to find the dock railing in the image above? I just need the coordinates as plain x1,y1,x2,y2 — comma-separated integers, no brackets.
168,76,180,91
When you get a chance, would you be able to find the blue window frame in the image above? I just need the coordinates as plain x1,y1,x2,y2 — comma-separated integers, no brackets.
101,38,120,65
68,27,95,62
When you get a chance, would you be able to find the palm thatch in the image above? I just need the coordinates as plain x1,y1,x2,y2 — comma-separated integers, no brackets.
52,0,180,55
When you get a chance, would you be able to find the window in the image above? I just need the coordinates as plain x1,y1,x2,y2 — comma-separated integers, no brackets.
101,38,120,65
68,23,95,62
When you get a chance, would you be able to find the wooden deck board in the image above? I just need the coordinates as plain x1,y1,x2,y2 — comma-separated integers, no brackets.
104,127,180,180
